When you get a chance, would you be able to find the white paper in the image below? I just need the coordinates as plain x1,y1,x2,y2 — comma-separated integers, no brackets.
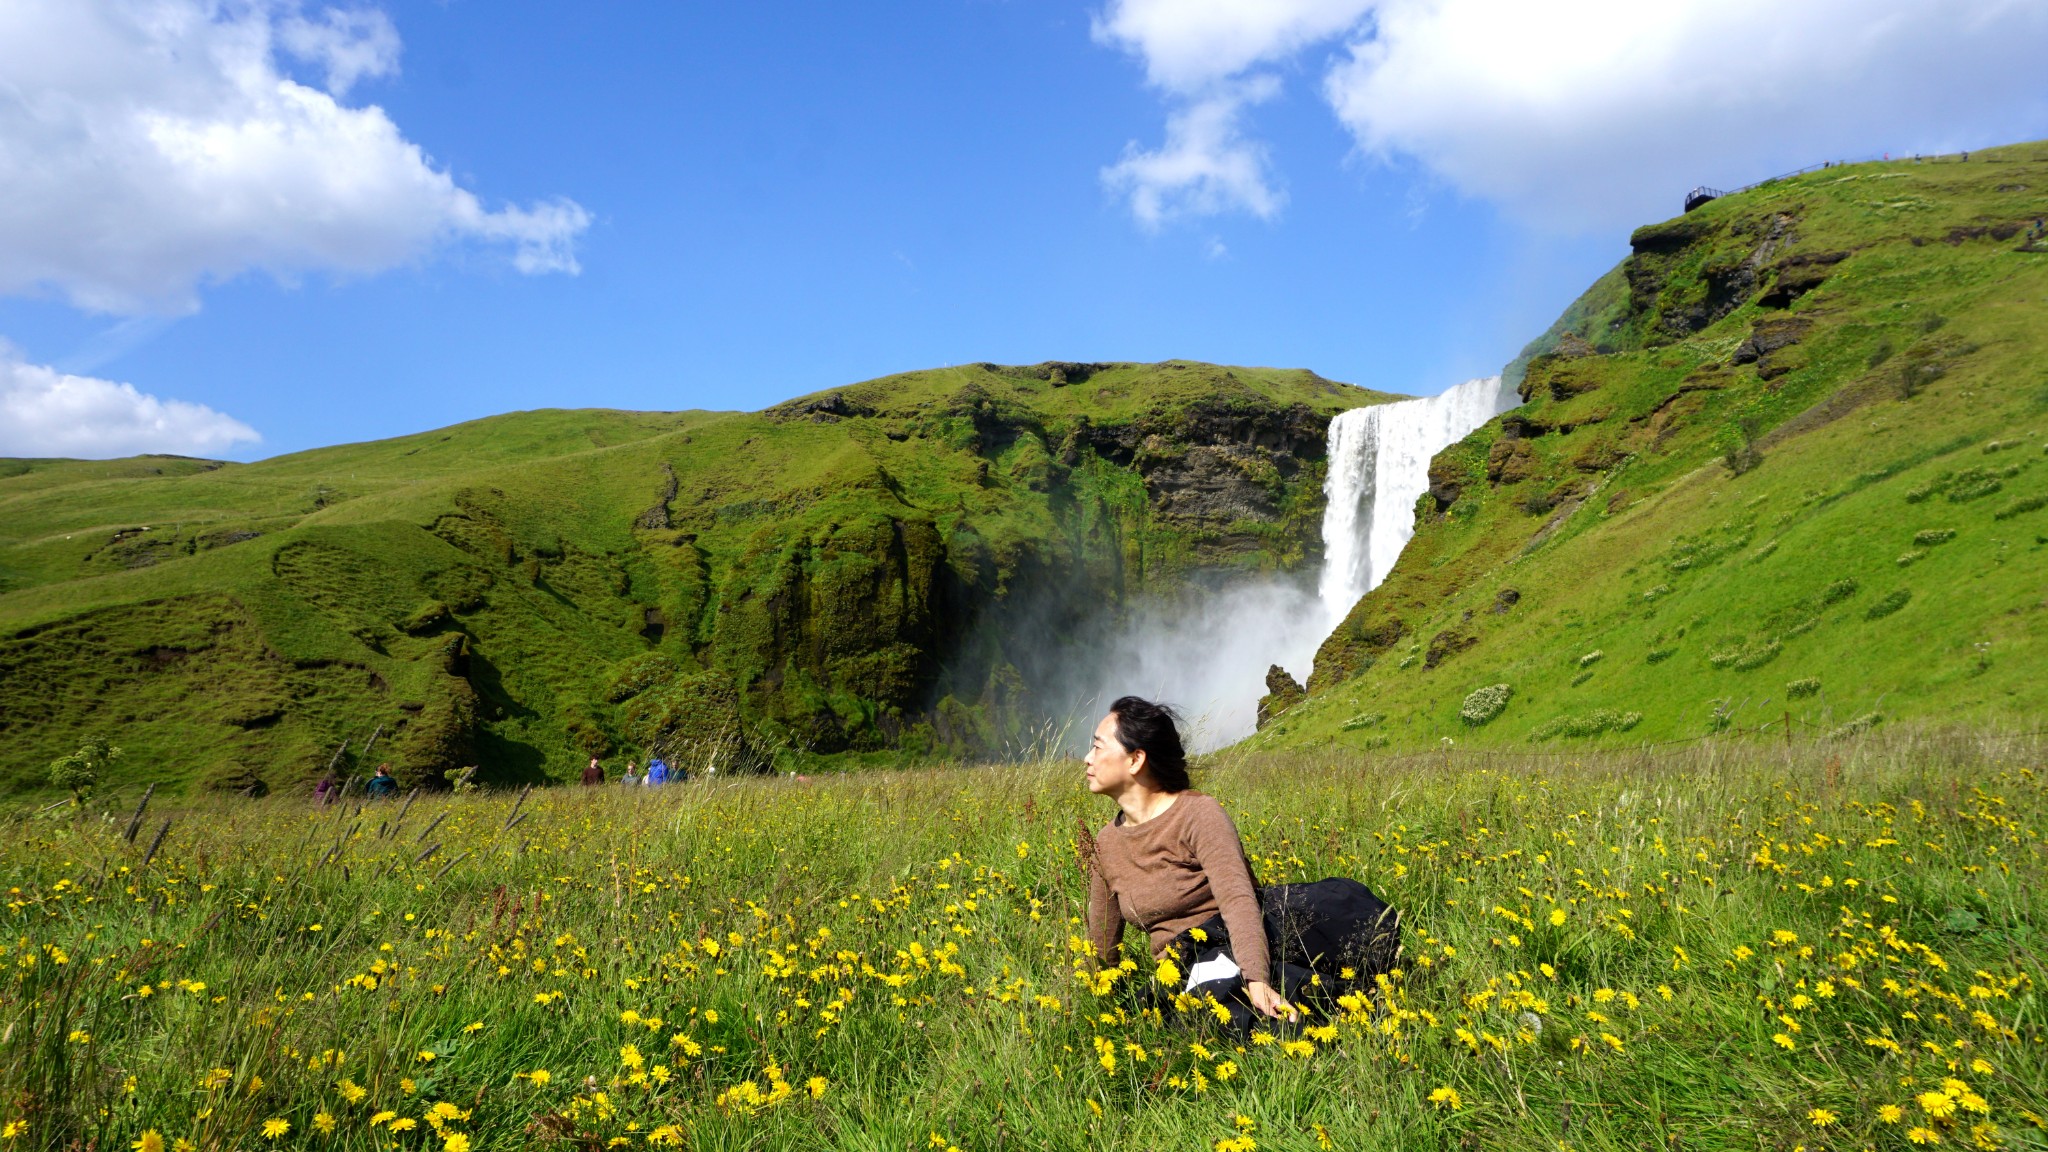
1186,952,1241,989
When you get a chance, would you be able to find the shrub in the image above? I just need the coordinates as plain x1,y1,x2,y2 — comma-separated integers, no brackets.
1571,671,1594,687
1645,646,1678,664
1339,713,1384,732
1945,467,2005,503
1786,677,1821,699
1710,638,1780,670
1912,528,1955,546
1460,684,1513,726
1816,579,1859,607
48,736,121,802
1896,550,1925,567
1642,584,1670,601
1866,588,1912,620
1529,709,1642,741
1578,650,1604,667
1993,494,2046,521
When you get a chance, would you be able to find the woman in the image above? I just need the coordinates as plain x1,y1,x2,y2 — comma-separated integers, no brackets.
1084,696,1296,1023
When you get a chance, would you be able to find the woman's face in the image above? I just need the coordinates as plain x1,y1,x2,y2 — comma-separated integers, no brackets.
1084,713,1140,795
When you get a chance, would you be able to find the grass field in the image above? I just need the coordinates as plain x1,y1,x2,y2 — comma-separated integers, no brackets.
5,730,2044,1151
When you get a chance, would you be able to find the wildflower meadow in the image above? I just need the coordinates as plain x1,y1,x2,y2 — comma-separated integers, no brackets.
4,730,2044,1151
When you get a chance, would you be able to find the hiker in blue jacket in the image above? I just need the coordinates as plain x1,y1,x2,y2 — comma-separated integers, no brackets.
645,758,669,786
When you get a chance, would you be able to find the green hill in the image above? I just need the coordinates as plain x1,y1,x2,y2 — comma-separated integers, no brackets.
1259,141,2048,751
0,362,1396,793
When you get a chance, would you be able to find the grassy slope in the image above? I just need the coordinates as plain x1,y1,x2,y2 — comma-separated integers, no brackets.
1268,142,2048,752
0,363,1395,793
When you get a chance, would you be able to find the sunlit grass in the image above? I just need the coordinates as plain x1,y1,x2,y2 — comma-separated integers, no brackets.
5,729,2045,1150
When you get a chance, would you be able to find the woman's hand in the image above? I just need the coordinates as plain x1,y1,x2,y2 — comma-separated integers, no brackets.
1245,979,1298,1022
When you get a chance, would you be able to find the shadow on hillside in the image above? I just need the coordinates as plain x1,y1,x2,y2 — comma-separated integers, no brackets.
475,728,548,786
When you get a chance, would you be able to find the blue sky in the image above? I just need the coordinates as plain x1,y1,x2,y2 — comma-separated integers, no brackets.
3,0,2046,460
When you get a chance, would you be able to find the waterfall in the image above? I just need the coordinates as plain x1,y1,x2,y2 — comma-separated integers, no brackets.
1062,374,1513,753
1316,375,1514,624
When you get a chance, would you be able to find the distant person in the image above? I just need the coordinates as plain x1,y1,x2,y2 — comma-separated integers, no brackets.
645,758,669,786
366,764,399,799
1082,696,1400,1035
619,762,643,786
580,757,606,786
314,773,338,802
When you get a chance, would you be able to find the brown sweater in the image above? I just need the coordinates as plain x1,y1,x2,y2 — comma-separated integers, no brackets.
1086,791,1270,985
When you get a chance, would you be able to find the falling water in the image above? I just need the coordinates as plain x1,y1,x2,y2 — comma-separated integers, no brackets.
1065,374,1515,752
1317,375,1515,624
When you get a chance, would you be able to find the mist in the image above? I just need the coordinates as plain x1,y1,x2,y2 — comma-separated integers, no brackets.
1061,576,1335,754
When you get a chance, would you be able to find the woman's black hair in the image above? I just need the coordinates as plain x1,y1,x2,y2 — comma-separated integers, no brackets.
1107,695,1190,792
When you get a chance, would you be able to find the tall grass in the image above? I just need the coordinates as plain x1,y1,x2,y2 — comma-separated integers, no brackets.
4,728,2044,1150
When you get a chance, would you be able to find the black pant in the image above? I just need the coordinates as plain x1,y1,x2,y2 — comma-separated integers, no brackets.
1154,877,1402,1036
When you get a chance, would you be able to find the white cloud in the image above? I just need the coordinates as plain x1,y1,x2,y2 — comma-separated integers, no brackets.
1093,0,1375,93
1102,80,1285,229
1325,0,2048,231
1095,1,1373,226
1097,0,2048,232
0,342,260,459
0,0,590,315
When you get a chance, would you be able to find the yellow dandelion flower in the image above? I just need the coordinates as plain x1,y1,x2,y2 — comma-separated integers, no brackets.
1906,1127,1941,1145
261,1118,290,1140
1881,1105,1905,1124
807,1077,828,1099
1086,1099,1103,1118
442,1134,470,1152
369,1111,397,1128
1773,1033,1796,1050
313,1112,335,1135
131,1132,164,1152
388,1118,417,1133
704,1009,719,1024
1428,1087,1462,1111
1920,1091,1959,1120
1809,1108,1838,1128
526,1068,551,1087
3,1121,28,1140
